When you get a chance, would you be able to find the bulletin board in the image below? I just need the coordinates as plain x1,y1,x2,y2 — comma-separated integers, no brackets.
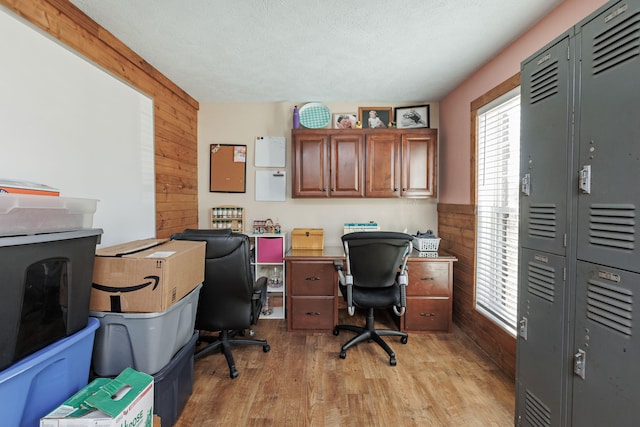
210,144,246,193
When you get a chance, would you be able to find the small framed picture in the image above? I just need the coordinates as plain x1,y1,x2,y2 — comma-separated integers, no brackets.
333,113,357,129
359,107,392,129
395,105,430,129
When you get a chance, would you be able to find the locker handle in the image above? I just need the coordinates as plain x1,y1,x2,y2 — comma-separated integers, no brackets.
574,349,586,379
521,173,531,196
579,165,591,194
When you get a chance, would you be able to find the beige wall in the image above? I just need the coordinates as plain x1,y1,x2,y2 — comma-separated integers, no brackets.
198,102,439,247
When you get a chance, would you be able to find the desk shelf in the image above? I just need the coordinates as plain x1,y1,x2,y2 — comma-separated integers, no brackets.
250,234,286,320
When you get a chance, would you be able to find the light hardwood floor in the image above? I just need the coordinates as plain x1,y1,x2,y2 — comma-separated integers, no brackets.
174,310,515,427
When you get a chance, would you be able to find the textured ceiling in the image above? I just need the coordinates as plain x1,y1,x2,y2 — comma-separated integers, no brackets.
69,0,563,103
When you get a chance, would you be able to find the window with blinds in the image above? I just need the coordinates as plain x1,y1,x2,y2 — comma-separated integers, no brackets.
475,87,520,336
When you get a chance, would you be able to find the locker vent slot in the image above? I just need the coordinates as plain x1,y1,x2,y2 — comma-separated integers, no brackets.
524,389,552,427
527,261,556,303
589,204,636,250
529,61,559,104
528,204,557,240
592,10,640,75
587,278,633,336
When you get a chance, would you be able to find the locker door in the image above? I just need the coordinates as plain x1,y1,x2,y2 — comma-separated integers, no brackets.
571,261,640,426
576,1,640,272
516,249,568,427
520,33,574,256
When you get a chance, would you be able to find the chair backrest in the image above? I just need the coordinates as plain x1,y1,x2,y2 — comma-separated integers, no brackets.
342,231,413,288
171,229,254,331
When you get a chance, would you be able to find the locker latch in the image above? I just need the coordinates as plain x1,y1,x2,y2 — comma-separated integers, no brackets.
521,173,531,196
579,165,591,194
519,317,528,340
574,348,586,379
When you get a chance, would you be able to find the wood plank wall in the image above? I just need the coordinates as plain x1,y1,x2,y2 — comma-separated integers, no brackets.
438,203,516,379
1,0,199,239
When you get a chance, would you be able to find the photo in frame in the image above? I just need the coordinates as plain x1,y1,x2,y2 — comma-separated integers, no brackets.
395,105,430,129
333,113,357,129
359,107,392,129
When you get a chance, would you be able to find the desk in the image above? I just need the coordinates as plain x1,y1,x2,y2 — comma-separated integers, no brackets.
285,247,457,333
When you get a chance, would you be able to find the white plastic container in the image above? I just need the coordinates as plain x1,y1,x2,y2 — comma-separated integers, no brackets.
0,194,97,236
90,284,202,376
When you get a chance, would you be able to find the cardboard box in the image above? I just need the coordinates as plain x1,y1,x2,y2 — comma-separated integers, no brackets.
40,368,153,427
292,228,324,250
91,239,205,313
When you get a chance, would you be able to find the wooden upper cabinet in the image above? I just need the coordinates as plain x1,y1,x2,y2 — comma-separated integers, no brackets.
365,132,402,197
292,129,364,198
292,128,437,199
292,131,329,197
402,132,437,198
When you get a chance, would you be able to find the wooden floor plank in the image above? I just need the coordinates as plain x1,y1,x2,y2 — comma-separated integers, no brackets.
174,309,514,426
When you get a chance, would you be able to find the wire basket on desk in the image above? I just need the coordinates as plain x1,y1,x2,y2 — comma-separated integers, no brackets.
413,237,441,252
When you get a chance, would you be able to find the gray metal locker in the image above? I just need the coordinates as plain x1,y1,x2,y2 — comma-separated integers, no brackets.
576,1,640,272
571,260,640,426
519,32,574,257
516,248,569,427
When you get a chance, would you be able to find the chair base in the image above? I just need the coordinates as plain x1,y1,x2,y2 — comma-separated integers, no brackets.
195,329,270,379
333,308,408,366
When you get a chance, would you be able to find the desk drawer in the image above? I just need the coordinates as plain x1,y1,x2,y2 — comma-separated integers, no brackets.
290,297,335,331
407,262,450,296
405,298,451,332
290,262,335,296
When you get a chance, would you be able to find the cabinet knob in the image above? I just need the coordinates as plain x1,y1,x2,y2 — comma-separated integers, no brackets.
322,188,327,192
394,188,398,192
331,188,336,191
305,311,321,316
403,188,407,191
420,312,435,317
420,277,434,281
305,276,320,281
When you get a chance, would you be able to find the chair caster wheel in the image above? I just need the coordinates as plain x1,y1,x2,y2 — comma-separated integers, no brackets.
263,344,271,352
401,336,408,344
230,369,239,379
390,357,397,366
339,351,347,359
333,328,339,336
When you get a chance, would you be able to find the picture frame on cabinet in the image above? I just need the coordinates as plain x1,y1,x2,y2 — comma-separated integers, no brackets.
394,105,430,129
359,107,392,129
333,113,357,129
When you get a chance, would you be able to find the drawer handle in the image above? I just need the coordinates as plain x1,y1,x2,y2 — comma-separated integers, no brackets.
420,312,435,317
305,277,320,281
420,277,435,281
305,311,321,316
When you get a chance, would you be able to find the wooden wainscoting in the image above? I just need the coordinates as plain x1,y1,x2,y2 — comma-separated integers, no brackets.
437,203,516,379
1,0,199,239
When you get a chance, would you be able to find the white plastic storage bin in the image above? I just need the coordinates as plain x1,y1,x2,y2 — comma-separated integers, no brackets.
90,284,201,376
0,194,97,236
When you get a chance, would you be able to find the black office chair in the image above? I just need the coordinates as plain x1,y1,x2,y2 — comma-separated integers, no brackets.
171,229,270,379
333,231,413,366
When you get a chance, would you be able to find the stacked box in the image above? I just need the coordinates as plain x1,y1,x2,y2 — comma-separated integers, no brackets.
153,331,198,427
0,194,97,236
91,239,205,313
90,284,202,376
0,317,99,427
0,228,103,371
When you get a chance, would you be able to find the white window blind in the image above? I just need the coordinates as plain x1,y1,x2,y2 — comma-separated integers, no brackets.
475,88,520,335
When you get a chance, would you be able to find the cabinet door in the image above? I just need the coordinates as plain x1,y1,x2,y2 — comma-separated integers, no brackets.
330,134,365,197
576,2,640,272
401,133,437,197
365,132,401,197
293,133,329,197
520,34,573,257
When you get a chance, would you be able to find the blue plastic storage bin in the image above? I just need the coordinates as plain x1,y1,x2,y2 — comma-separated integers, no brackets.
0,317,99,427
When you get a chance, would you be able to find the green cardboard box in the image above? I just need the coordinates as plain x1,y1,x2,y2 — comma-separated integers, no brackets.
40,368,154,427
